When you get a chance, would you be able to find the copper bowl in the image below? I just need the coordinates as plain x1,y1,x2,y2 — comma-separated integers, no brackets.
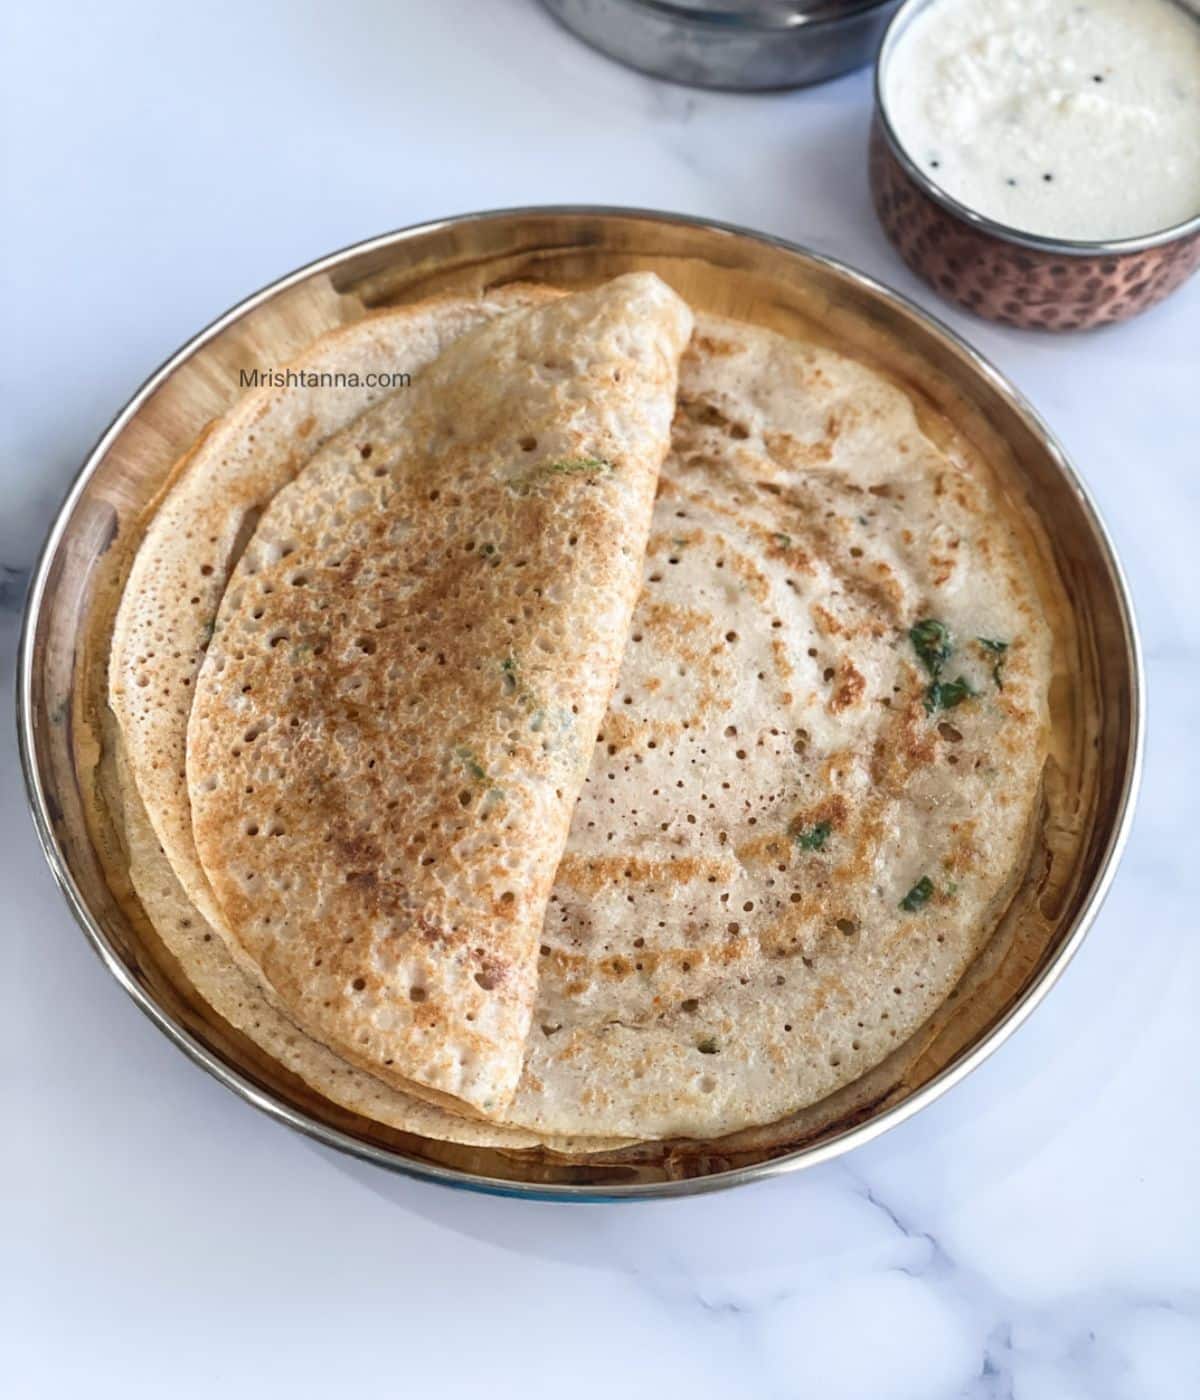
870,0,1200,330
18,207,1142,1198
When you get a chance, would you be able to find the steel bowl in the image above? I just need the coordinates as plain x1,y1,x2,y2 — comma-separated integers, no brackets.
18,207,1142,1199
870,0,1200,330
540,0,902,90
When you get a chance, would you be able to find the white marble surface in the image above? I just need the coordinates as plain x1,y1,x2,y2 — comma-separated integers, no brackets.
3,2,1198,1396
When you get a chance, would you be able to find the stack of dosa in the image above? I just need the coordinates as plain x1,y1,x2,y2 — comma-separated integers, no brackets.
106,272,1050,1150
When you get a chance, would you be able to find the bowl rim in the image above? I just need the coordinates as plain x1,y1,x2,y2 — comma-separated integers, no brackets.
874,0,1200,257
16,204,1145,1201
594,0,897,30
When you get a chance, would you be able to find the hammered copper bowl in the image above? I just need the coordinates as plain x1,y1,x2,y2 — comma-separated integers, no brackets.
19,207,1142,1199
870,0,1200,331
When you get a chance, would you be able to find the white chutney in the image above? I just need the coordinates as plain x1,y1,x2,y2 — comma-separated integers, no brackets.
883,0,1200,241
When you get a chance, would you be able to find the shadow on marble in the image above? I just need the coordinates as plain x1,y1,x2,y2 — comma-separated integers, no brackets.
308,1139,906,1280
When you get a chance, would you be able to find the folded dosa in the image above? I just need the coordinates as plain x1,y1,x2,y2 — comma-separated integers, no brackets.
108,287,1050,1148
185,275,693,1116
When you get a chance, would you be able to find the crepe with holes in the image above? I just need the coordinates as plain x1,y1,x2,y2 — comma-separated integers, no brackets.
185,274,694,1117
110,285,555,939
494,313,1051,1140
110,728,632,1151
110,284,630,1149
